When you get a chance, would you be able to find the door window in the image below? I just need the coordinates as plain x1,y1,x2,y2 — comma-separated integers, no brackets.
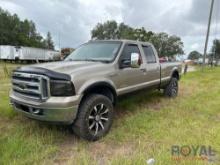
142,45,157,63
120,44,141,67
121,44,140,60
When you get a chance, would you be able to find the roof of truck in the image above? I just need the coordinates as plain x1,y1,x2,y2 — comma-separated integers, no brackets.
88,39,152,45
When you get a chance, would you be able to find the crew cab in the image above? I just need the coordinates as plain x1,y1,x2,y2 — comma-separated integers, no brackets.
10,40,182,141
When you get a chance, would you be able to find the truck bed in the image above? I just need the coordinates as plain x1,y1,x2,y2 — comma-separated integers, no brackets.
160,62,182,81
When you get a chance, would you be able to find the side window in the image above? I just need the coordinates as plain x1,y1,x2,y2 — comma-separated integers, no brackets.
121,44,140,61
142,45,157,63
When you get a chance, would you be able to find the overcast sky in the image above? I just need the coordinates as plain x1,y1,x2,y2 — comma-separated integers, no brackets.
0,0,220,54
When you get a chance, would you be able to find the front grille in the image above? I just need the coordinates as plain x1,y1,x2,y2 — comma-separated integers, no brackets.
12,72,50,101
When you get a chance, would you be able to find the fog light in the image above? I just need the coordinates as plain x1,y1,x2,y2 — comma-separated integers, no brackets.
32,108,43,115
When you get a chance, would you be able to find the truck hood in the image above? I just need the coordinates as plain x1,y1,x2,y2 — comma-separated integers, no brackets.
16,61,104,76
22,61,106,75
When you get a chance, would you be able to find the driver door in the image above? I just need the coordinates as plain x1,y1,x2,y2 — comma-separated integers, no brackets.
116,43,147,94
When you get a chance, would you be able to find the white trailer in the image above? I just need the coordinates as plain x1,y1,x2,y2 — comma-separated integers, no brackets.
0,45,60,62
0,45,19,60
19,47,47,61
18,47,60,61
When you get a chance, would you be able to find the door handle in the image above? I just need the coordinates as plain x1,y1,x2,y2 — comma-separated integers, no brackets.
140,68,147,72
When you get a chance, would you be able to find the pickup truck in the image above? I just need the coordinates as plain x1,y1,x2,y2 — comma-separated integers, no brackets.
10,40,182,141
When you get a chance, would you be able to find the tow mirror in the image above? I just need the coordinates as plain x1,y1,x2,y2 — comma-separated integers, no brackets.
131,53,141,68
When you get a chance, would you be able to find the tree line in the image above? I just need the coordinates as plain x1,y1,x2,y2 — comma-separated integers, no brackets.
210,39,220,63
91,20,184,57
0,8,54,50
1,6,219,63
188,39,220,65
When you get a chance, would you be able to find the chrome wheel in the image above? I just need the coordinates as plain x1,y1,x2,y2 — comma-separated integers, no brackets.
88,103,109,135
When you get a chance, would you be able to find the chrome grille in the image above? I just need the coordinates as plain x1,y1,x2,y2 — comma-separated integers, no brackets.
12,72,50,100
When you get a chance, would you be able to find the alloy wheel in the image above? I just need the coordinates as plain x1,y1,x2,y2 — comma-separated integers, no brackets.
87,103,109,135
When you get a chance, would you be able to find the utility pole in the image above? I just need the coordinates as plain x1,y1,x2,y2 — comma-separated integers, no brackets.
58,31,61,51
57,23,61,58
202,0,215,70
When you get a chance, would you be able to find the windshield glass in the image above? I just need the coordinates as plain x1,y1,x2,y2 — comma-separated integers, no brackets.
65,41,122,62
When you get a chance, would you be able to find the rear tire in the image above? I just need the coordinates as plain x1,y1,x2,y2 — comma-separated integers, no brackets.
164,77,178,97
72,94,114,141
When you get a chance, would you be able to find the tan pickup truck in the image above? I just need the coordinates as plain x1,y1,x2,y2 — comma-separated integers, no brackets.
10,40,182,141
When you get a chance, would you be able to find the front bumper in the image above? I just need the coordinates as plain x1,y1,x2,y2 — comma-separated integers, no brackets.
10,91,82,124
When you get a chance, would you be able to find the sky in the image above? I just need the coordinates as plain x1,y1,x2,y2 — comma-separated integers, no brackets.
0,0,220,55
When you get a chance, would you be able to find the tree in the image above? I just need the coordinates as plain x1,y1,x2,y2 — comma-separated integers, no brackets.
149,33,184,57
91,21,154,41
118,23,134,40
133,27,154,41
61,48,74,59
45,32,54,50
188,51,202,60
0,7,55,49
211,39,220,64
91,20,118,40
91,20,184,57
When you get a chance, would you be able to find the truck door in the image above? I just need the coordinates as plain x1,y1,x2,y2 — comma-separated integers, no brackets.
141,45,160,86
116,43,148,94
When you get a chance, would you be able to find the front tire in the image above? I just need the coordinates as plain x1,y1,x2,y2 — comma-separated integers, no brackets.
164,77,178,97
72,94,114,141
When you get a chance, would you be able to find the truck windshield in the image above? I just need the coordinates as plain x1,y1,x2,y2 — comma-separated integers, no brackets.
65,41,122,62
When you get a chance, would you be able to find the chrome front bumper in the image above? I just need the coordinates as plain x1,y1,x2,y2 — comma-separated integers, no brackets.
10,91,82,124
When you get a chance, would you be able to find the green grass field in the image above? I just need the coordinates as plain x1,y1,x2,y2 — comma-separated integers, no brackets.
0,63,220,165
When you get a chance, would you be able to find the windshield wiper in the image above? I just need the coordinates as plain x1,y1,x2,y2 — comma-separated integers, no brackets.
84,59,110,63
66,59,85,61
66,59,110,63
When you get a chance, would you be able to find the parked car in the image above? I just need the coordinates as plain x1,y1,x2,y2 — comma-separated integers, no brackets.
10,40,182,141
159,57,167,63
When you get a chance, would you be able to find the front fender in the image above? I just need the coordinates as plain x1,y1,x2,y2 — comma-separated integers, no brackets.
77,78,117,95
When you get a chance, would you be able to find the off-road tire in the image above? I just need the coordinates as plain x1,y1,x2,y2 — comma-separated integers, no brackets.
164,77,178,97
72,94,114,141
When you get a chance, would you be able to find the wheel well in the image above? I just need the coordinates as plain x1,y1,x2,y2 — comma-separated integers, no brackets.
172,70,180,80
80,83,117,106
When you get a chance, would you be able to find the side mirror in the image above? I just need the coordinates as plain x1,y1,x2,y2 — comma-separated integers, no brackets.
131,53,141,68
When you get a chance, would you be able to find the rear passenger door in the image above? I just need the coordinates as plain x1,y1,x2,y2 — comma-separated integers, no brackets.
141,45,160,85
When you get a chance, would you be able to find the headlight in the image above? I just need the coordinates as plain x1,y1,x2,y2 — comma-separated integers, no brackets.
50,80,75,96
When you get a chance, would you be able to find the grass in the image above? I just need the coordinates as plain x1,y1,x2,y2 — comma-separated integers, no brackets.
0,62,220,165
